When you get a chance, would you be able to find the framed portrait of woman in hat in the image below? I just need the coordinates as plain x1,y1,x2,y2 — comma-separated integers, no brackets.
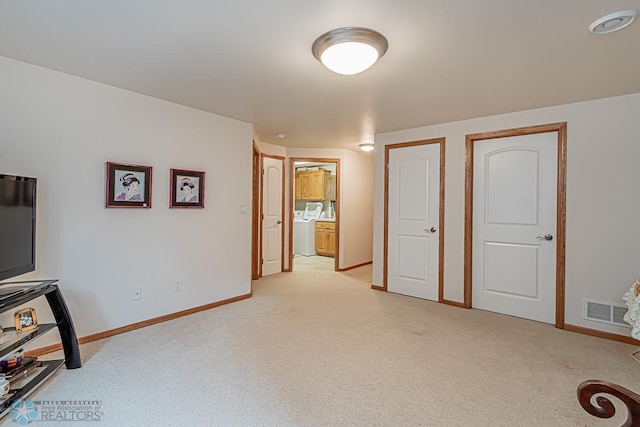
105,162,153,208
170,169,205,208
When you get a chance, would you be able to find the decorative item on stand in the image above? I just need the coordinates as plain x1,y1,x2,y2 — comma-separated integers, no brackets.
0,349,24,371
2,354,37,379
0,348,39,395
14,307,37,333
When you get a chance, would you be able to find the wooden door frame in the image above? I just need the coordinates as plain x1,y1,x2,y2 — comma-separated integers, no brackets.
251,142,261,280
288,158,341,271
377,138,446,303
261,154,286,275
463,122,567,328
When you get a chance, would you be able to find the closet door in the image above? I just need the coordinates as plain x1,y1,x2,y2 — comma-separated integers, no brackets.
472,132,557,323
387,142,441,301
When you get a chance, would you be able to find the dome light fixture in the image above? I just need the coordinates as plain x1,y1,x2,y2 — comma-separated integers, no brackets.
589,10,638,34
312,27,388,75
358,143,375,152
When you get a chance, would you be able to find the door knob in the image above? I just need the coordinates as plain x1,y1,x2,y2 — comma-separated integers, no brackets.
276,220,282,225
424,227,436,233
536,234,553,241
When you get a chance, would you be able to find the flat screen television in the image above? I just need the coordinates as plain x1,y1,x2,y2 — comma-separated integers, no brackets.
0,174,37,282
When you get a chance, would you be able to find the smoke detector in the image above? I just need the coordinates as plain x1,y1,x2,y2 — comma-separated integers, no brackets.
589,10,638,34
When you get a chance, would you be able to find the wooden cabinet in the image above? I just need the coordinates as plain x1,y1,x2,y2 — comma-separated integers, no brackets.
295,170,335,200
295,173,301,200
328,228,335,255
299,172,317,199
315,221,335,257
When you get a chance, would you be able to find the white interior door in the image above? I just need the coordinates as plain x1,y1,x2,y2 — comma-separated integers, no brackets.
387,143,440,301
472,132,557,323
262,157,282,276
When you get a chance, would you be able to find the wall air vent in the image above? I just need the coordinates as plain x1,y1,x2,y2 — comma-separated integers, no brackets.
612,305,628,326
584,299,630,327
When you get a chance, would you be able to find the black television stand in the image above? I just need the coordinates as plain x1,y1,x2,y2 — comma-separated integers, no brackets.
0,279,81,418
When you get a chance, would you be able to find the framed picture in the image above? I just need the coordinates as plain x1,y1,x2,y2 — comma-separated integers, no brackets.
105,162,152,208
14,307,37,332
170,169,205,208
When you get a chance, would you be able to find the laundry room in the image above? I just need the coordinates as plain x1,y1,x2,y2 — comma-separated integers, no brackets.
293,161,337,271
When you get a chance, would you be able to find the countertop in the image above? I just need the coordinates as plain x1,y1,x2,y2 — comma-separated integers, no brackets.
317,218,335,222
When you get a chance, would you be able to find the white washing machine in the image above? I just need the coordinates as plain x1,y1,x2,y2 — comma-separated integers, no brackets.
293,202,323,256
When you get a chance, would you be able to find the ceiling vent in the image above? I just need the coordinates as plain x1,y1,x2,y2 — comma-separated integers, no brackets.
589,10,638,34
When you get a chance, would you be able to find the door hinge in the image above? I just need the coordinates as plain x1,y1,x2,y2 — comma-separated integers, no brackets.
261,259,264,265
262,214,264,219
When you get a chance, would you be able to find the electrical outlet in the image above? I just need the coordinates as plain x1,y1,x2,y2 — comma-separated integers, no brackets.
175,279,183,292
132,286,142,300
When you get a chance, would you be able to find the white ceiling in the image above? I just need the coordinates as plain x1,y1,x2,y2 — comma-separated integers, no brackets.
1,1,639,151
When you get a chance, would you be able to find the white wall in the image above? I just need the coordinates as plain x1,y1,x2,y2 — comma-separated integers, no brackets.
255,139,287,158
342,150,373,268
374,92,640,336
285,148,373,270
0,57,254,345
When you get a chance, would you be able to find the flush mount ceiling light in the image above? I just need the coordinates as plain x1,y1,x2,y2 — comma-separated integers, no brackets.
312,27,388,75
589,10,638,34
358,143,375,152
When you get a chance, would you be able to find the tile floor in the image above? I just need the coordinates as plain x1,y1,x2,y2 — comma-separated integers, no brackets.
292,254,335,271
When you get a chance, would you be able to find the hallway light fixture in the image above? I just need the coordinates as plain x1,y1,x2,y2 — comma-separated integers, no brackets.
589,10,638,34
312,27,388,75
358,143,375,152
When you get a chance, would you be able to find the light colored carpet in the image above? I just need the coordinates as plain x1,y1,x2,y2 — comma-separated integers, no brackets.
5,265,640,426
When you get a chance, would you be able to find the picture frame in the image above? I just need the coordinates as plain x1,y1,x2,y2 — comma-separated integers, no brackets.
14,307,37,332
170,169,205,208
106,162,152,208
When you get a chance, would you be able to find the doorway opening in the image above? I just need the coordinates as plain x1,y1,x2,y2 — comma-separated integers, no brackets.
289,158,340,272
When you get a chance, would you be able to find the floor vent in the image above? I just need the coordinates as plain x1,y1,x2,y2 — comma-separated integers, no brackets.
584,299,630,327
